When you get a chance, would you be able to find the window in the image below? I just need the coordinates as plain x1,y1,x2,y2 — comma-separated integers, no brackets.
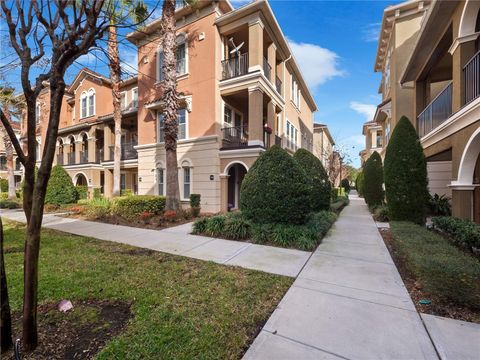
88,89,95,116
157,109,187,142
286,120,298,149
132,88,138,108
81,95,87,118
80,89,95,118
291,76,300,108
157,34,188,81
120,174,126,191
183,166,191,199
120,91,127,110
376,130,383,148
224,106,232,126
157,168,165,196
35,103,40,123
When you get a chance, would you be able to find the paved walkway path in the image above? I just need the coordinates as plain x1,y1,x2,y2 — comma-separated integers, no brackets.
0,209,310,277
244,194,441,359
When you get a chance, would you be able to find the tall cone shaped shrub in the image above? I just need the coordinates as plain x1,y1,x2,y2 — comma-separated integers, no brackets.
356,170,364,197
384,116,429,224
363,151,384,208
240,145,310,225
45,165,77,205
294,148,331,212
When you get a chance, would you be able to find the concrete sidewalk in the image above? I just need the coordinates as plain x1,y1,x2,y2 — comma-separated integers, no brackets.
244,194,440,359
0,209,310,278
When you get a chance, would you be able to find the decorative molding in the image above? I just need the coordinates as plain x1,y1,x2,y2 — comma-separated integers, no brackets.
135,135,218,151
448,33,480,55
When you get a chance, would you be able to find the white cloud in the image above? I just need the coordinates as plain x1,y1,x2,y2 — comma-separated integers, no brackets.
288,39,344,89
349,101,376,120
362,22,381,42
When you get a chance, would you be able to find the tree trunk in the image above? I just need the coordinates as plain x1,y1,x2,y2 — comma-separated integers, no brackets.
162,0,181,211
5,139,16,200
108,26,122,197
0,217,13,353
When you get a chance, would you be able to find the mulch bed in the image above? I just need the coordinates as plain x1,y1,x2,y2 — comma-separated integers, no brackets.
379,227,480,323
4,300,132,360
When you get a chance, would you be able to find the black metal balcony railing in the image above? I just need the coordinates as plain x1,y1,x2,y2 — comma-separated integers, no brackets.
67,152,75,165
275,76,282,94
417,82,453,138
463,50,480,105
221,53,248,80
79,151,88,164
57,154,64,165
263,57,271,81
109,142,138,161
221,125,248,149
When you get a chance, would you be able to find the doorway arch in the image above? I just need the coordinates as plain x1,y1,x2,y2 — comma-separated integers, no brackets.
74,172,88,186
224,161,248,210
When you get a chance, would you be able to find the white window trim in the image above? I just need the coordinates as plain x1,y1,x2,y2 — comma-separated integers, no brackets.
131,87,138,109
120,91,127,110
156,108,189,143
156,33,189,82
87,88,96,117
181,163,192,201
156,167,166,196
222,102,244,128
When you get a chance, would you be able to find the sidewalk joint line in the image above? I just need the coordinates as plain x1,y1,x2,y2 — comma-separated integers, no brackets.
221,243,252,264
313,250,394,265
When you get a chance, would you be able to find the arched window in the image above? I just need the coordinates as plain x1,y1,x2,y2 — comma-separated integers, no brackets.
80,91,88,118
157,34,188,81
156,165,165,196
87,88,95,117
80,89,95,118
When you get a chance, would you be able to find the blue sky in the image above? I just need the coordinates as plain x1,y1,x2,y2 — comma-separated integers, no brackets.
0,0,402,167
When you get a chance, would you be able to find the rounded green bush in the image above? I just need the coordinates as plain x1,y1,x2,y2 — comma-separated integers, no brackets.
363,151,384,208
112,195,166,220
293,148,331,212
340,178,350,193
356,170,365,197
240,146,310,225
384,116,429,224
0,178,8,192
45,165,77,205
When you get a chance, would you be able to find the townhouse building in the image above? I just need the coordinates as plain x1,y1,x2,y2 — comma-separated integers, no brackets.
29,69,140,196
313,123,334,169
0,121,23,187
127,0,318,212
362,0,430,163
401,0,480,222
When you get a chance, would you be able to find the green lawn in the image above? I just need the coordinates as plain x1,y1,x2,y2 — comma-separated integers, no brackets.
3,221,292,359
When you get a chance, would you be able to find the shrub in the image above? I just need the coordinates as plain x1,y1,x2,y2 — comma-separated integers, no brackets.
340,178,350,193
192,217,209,234
293,148,331,212
85,197,111,219
0,199,19,209
330,196,349,213
356,170,365,197
45,165,77,205
0,193,8,200
204,215,226,237
190,193,201,217
372,204,389,222
428,194,451,216
306,211,337,237
223,214,251,240
363,151,384,208
0,178,8,192
93,188,102,199
75,185,88,200
241,145,310,225
384,117,429,224
112,195,166,221
432,216,480,250
121,189,134,197
390,221,480,309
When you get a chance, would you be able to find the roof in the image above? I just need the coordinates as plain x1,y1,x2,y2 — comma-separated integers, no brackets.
68,68,138,93
313,123,335,145
374,0,430,73
215,0,317,111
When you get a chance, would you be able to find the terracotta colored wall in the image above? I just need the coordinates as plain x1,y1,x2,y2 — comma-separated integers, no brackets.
73,77,113,123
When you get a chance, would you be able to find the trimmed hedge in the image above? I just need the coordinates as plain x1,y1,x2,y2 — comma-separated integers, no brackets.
240,146,310,225
76,185,88,200
390,221,480,309
293,148,331,212
193,210,337,251
112,195,166,220
45,165,77,205
340,178,350,193
190,193,201,217
331,196,349,213
0,199,20,209
85,197,111,219
356,170,364,197
363,151,384,208
0,178,8,192
432,216,480,250
384,117,429,224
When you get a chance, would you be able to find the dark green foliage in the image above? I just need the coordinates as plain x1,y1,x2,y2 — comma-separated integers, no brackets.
432,216,480,250
75,185,88,200
356,170,364,197
428,194,451,216
190,193,201,217
330,196,349,213
0,179,7,192
93,188,102,199
112,195,166,220
390,221,480,309
372,204,389,222
340,178,350,193
45,165,77,205
192,210,337,251
363,151,384,208
293,148,331,212
240,146,310,225
0,199,20,209
384,117,429,224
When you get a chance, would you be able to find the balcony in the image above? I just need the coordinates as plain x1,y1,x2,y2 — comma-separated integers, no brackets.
79,151,88,164
263,57,271,81
57,154,64,165
67,152,75,165
108,142,138,161
221,125,248,149
464,50,480,105
221,53,248,80
417,82,453,138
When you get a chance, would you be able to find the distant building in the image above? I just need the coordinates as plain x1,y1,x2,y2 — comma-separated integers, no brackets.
313,123,334,169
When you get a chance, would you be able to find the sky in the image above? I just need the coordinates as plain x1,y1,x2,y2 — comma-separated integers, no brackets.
0,0,402,168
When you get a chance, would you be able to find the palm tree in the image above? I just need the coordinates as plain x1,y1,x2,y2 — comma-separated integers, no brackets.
0,87,23,200
106,1,148,197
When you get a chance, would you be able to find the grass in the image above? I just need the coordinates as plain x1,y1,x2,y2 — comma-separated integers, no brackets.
390,221,480,310
3,221,292,359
